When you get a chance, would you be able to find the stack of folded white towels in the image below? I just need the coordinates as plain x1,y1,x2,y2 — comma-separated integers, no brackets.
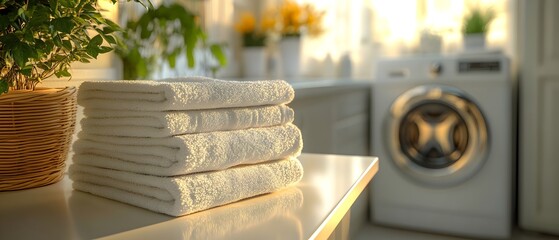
70,77,303,216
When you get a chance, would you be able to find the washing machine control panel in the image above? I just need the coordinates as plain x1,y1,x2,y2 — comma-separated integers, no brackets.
376,53,509,81
458,60,501,73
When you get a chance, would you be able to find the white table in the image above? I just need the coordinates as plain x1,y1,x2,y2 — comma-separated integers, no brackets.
0,153,378,240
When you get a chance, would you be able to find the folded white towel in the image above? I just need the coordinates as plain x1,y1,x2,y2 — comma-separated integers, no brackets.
81,105,294,137
74,123,302,176
78,77,294,111
70,158,304,216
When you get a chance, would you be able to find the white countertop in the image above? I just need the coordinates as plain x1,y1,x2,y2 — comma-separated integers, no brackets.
223,78,372,99
0,153,378,240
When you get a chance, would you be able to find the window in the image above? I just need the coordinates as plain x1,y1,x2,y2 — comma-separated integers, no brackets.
115,0,512,79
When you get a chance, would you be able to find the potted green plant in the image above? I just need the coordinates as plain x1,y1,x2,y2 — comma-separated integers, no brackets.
462,7,495,50
116,3,227,80
0,0,149,191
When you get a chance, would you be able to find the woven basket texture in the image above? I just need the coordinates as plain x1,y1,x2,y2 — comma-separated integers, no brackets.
0,87,77,191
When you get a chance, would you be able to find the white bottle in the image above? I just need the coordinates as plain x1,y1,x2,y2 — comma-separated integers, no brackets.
322,54,336,78
338,52,352,78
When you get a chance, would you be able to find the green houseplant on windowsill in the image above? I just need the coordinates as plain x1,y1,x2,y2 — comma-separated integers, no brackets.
116,3,227,80
462,7,495,50
0,0,150,191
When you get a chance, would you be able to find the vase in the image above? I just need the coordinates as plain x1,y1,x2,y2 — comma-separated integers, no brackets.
463,33,486,50
279,36,301,78
242,46,267,78
419,31,442,54
0,87,77,191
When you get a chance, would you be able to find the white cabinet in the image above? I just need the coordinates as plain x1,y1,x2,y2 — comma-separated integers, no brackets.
290,82,371,156
289,81,372,238
519,0,559,235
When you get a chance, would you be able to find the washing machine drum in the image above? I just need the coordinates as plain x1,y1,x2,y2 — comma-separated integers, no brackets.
387,84,489,187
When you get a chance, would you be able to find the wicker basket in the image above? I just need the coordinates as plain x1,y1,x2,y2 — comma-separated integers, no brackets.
0,87,77,191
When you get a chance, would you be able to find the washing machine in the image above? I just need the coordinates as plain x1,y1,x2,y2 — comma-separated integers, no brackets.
369,53,513,239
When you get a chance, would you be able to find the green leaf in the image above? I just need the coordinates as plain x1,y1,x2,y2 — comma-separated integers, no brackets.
17,7,25,17
53,35,63,47
59,0,74,8
184,33,198,68
137,64,148,78
44,40,55,54
12,44,34,67
0,15,9,29
62,40,72,50
52,17,75,34
28,6,51,28
126,19,138,30
23,30,34,42
98,46,112,53
128,48,142,64
102,26,116,34
0,79,8,94
210,44,227,67
139,23,151,39
85,34,105,58
49,0,59,11
167,51,178,68
102,34,116,45
104,19,121,32
0,34,19,50
37,63,51,71
86,46,99,58
90,34,103,47
53,54,66,61
82,3,96,12
20,66,33,76
55,69,71,78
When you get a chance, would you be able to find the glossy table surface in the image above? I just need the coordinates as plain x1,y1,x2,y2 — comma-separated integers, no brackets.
0,153,378,240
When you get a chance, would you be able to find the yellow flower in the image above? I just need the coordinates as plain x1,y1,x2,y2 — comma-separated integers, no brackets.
280,1,303,34
260,14,276,33
235,11,272,47
235,12,256,34
276,1,324,37
303,4,325,36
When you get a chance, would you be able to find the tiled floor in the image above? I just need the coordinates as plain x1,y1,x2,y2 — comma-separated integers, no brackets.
356,222,559,240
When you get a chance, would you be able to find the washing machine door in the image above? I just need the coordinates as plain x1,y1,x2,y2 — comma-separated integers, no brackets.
387,84,489,187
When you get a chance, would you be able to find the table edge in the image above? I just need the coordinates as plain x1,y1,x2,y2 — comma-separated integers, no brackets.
309,155,379,240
